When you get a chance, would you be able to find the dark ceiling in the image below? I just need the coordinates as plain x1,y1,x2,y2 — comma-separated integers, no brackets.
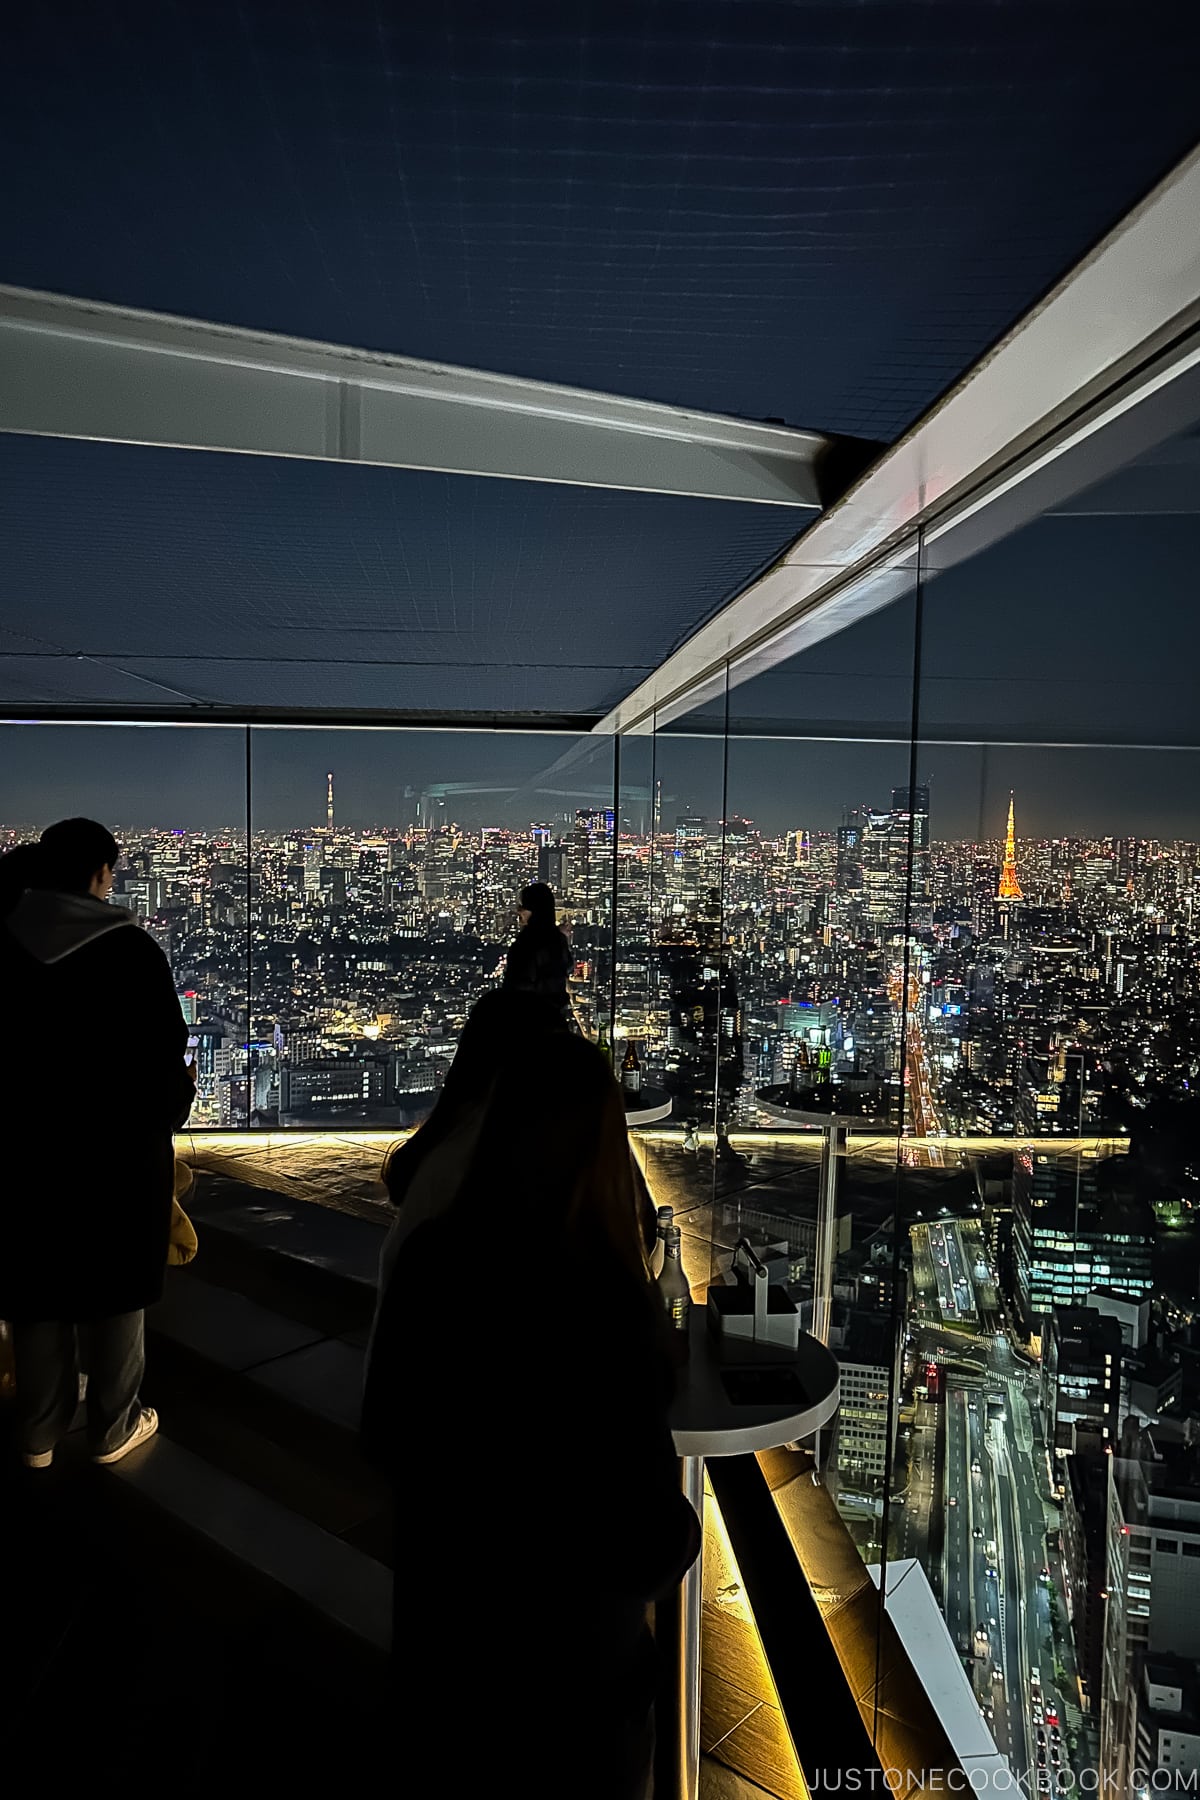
0,435,808,718
3,1,1199,722
7,1,1200,438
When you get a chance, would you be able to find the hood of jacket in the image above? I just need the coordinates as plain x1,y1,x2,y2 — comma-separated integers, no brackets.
4,887,136,965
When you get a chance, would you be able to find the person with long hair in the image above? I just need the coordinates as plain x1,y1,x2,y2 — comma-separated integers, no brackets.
362,1033,699,1798
364,988,571,1359
502,880,572,1016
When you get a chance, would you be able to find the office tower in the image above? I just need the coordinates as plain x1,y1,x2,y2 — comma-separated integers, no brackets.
318,866,346,907
1010,1154,1154,1347
833,1310,902,1508
356,847,383,906
836,815,864,897
890,785,932,930
1102,1441,1200,1794
1047,1307,1123,1458
420,827,457,902
1132,1658,1200,1788
859,810,896,929
538,840,570,891
572,807,614,924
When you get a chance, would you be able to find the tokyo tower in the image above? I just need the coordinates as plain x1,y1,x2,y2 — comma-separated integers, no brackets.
997,793,1023,901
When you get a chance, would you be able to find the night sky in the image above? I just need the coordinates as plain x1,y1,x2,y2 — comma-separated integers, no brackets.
2,718,1198,845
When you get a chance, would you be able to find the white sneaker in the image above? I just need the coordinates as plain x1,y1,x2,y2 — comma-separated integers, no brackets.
92,1406,158,1465
22,1447,54,1470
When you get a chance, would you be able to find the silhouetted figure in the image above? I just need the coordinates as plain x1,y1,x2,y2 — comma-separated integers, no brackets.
366,988,572,1357
362,1035,699,1798
502,880,572,1018
0,841,42,920
0,818,195,1467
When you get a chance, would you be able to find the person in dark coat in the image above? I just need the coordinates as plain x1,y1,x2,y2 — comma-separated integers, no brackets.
502,880,573,1017
362,1035,699,1799
0,818,195,1468
0,841,42,920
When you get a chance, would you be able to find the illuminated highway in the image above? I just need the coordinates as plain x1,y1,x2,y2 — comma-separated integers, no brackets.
917,1323,1070,1793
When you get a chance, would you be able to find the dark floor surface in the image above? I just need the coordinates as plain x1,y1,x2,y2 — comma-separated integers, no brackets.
1,1400,391,1797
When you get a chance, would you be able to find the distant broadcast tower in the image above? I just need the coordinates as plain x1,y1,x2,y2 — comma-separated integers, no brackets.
326,771,335,834
997,792,1023,900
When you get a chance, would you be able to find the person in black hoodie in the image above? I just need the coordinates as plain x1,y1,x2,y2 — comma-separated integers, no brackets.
502,880,573,1017
0,818,195,1468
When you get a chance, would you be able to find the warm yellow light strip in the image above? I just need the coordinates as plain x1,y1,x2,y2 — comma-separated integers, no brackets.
703,1481,809,1798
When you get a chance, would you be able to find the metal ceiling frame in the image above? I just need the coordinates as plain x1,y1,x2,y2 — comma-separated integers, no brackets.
0,284,876,510
596,142,1200,736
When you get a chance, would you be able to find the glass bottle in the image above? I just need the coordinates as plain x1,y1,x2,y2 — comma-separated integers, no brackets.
648,1203,674,1279
621,1037,642,1096
597,1021,612,1068
656,1224,691,1339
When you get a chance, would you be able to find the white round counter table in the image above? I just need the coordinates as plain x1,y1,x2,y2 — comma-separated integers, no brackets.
622,1084,673,1126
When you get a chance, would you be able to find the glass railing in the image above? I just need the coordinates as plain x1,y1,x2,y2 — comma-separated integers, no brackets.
5,414,1200,1792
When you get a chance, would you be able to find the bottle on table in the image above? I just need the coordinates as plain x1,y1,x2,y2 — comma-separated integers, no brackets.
621,1038,642,1097
648,1203,674,1279
790,1044,812,1097
656,1224,690,1340
597,1021,612,1068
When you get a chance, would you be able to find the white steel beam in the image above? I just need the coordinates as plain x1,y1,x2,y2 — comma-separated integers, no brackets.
0,285,840,508
599,144,1200,734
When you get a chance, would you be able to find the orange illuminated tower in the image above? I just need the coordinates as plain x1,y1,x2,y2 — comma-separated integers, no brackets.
997,793,1023,900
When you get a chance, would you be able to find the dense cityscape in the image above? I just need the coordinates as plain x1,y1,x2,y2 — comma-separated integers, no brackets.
7,772,1200,1793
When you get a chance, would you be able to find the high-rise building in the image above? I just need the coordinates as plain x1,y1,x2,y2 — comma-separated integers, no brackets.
356,847,384,906
1010,1154,1155,1346
835,815,864,897
538,840,570,892
832,1309,901,1504
891,785,932,930
571,807,614,924
1102,1440,1200,1794
1047,1306,1123,1460
1132,1657,1200,1790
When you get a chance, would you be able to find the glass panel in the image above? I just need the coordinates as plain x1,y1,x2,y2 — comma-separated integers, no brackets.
614,724,657,1078
631,680,732,1281
718,564,920,1652
898,420,1200,1791
0,722,250,1126
245,727,615,1131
